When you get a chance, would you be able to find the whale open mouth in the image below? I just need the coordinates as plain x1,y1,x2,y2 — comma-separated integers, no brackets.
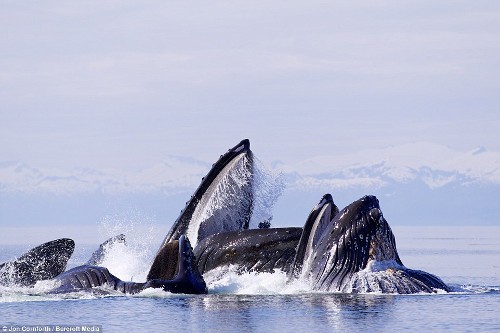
295,195,449,293
300,195,403,292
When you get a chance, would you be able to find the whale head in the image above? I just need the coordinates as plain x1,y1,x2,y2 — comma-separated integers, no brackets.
0,238,75,287
301,195,449,293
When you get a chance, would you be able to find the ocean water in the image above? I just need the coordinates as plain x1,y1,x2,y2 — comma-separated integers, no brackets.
1,226,499,333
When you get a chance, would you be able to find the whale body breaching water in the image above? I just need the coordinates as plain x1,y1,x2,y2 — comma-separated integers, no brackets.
1,139,449,295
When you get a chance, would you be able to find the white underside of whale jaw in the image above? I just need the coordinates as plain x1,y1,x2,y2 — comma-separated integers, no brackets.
336,260,446,294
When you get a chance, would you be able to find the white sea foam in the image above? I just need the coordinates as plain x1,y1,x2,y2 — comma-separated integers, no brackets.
363,259,405,272
203,265,310,295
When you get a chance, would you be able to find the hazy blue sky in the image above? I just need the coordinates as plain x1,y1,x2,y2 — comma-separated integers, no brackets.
2,1,499,170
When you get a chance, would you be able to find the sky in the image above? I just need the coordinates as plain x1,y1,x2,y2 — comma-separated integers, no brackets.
1,1,500,171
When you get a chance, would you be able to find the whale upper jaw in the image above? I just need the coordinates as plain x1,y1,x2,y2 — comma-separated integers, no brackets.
288,194,339,280
158,139,254,250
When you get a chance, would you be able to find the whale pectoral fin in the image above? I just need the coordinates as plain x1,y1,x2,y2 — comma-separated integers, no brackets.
146,235,207,294
0,238,75,287
86,234,126,266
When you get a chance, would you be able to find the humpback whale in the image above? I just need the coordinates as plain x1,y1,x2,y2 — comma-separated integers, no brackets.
295,195,450,293
0,238,74,287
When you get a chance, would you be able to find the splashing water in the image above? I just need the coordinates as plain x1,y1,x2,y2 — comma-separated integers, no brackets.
248,157,285,229
97,211,159,282
203,265,310,295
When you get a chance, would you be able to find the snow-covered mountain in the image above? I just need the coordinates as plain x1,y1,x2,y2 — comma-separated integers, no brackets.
0,156,211,195
1,142,499,227
282,142,500,189
270,143,500,227
1,142,499,195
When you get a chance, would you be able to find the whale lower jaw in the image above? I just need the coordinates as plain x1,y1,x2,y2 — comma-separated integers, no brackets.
315,260,449,294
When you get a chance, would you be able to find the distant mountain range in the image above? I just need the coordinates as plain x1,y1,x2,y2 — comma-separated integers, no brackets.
1,142,499,227
2,142,499,194
0,156,211,195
